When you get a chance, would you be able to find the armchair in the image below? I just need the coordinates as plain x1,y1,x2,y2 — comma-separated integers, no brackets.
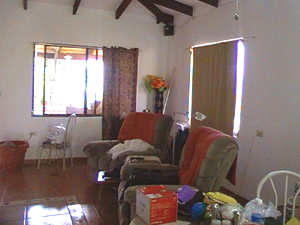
83,112,174,182
118,126,239,225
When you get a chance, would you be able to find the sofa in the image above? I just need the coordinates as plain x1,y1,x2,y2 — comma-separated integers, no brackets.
83,112,174,182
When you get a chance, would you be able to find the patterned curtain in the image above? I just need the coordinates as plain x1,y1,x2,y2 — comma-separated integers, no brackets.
102,47,139,140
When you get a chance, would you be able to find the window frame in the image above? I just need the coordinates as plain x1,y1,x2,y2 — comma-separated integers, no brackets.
31,42,103,117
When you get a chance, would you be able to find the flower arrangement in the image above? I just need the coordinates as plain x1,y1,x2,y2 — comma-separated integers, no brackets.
144,75,169,93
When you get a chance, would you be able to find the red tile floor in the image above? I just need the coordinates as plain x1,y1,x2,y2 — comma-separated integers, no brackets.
0,157,248,225
0,158,119,225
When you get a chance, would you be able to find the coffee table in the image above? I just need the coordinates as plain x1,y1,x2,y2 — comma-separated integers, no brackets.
130,215,200,225
97,171,120,200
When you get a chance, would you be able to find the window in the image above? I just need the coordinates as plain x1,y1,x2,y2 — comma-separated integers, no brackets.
233,40,245,137
189,40,245,137
32,43,103,116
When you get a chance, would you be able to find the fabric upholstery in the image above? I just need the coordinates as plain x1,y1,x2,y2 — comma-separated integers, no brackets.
118,113,162,145
179,126,237,185
117,126,238,225
83,112,174,182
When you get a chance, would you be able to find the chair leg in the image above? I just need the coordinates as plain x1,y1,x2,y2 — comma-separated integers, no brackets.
63,149,66,171
63,157,66,171
37,147,43,170
48,149,52,165
70,147,74,167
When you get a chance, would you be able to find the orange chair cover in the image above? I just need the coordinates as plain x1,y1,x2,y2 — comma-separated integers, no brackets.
179,126,237,186
118,112,163,145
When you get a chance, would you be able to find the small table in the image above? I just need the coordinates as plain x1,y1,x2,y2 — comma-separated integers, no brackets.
124,155,161,165
130,215,201,225
97,171,120,200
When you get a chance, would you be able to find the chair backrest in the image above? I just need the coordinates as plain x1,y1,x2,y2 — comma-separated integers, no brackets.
256,170,300,225
179,126,238,192
64,114,77,147
117,112,174,152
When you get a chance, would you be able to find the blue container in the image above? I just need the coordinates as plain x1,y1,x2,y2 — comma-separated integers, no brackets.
251,213,265,225
191,202,206,220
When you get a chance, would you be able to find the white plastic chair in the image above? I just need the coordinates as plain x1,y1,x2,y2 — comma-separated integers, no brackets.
256,170,300,225
37,114,77,171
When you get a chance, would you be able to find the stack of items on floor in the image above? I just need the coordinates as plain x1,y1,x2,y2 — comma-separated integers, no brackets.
135,185,297,225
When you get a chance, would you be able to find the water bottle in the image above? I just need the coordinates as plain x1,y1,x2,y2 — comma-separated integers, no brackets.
245,198,266,225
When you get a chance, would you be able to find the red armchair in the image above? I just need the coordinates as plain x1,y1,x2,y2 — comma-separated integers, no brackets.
83,112,174,182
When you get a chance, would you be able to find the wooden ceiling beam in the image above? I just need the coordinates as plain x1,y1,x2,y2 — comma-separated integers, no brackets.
199,0,218,7
73,0,81,15
151,0,193,16
23,0,28,10
138,0,174,24
116,0,133,19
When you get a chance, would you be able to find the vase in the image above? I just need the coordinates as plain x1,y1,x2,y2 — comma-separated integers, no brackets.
154,89,164,114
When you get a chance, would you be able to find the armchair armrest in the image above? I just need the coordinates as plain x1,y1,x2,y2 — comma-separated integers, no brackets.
116,148,163,165
120,163,179,181
83,140,120,157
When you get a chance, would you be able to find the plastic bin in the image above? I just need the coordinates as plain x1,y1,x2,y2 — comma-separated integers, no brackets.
0,140,29,171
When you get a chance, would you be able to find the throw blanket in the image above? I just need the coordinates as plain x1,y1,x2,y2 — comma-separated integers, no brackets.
179,126,237,186
118,112,163,145
108,139,154,160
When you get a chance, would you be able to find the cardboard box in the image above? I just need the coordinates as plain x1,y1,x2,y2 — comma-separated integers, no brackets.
136,185,178,225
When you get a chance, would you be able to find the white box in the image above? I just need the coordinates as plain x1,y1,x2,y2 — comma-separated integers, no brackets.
136,185,178,225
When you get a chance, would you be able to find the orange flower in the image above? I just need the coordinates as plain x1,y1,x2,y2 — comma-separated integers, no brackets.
145,75,169,93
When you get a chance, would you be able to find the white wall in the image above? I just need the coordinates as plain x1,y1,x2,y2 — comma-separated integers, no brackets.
166,0,300,201
0,1,168,159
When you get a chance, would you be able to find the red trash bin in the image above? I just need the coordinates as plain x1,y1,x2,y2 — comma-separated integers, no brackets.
0,140,29,171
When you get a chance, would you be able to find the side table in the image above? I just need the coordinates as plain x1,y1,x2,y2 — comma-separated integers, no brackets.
124,155,161,165
97,171,120,200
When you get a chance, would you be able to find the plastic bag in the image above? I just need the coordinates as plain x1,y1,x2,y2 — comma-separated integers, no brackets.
45,124,66,144
265,201,281,218
219,203,246,223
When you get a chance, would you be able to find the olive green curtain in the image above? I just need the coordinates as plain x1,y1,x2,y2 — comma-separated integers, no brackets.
102,47,139,140
191,41,237,136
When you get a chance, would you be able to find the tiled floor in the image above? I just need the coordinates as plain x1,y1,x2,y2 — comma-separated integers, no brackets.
0,157,248,225
0,158,119,225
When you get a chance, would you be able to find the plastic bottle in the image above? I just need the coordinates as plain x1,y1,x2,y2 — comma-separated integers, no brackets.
211,204,220,220
233,211,242,225
245,198,266,225
222,220,232,225
211,219,221,225
222,212,233,221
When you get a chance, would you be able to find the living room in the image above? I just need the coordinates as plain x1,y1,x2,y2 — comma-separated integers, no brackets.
1,0,300,223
